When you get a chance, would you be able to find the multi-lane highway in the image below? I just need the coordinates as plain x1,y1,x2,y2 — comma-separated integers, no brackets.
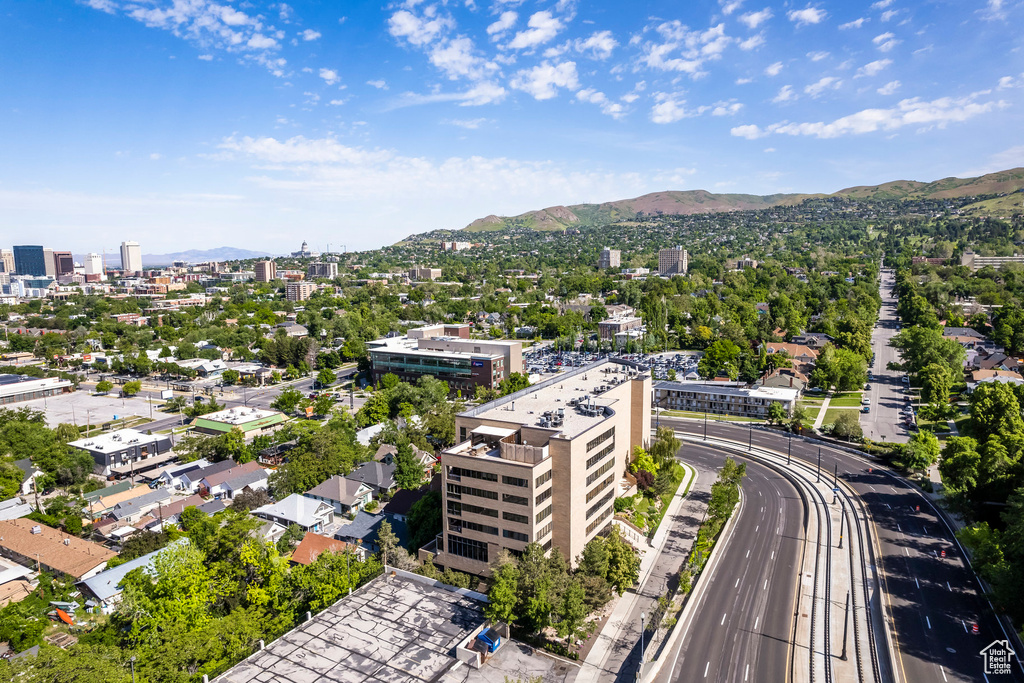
661,442,803,683
667,419,1024,683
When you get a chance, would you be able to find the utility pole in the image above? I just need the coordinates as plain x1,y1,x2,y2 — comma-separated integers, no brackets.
788,430,792,465
748,423,752,451
839,500,846,549
840,591,850,661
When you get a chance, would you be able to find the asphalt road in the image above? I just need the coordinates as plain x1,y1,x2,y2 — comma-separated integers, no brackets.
861,268,911,444
666,419,1024,683
663,442,803,683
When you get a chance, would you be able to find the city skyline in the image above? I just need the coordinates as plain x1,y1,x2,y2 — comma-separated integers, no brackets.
1,0,1021,253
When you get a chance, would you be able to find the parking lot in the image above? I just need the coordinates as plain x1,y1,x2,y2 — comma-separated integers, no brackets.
14,390,164,429
523,347,703,381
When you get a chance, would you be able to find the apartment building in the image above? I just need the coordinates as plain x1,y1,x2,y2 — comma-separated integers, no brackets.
431,359,651,577
658,246,688,276
597,315,643,341
408,266,443,281
286,281,317,301
120,241,142,274
254,260,277,283
307,261,338,280
654,380,798,418
598,247,621,269
960,249,1024,272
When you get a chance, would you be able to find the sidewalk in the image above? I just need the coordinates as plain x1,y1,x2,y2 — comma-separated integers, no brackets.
812,394,832,430
577,462,699,682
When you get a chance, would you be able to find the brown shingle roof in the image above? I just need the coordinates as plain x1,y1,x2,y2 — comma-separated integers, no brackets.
0,519,116,579
290,533,353,565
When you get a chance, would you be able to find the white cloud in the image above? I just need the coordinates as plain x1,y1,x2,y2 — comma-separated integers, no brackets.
805,76,841,97
873,32,900,52
735,77,753,84
198,54,213,61
320,68,340,85
328,99,345,106
881,10,898,22
247,34,279,50
83,0,117,13
787,6,826,26
739,8,773,29
487,11,518,36
839,18,867,29
149,153,162,160
575,30,618,60
857,59,892,77
871,0,894,9
807,51,829,61
877,80,901,95
739,33,765,50
650,93,697,124
637,20,734,77
983,0,1008,20
576,88,626,119
444,118,490,129
720,0,744,15
712,100,743,116
395,82,508,107
430,36,497,81
300,29,321,41
388,9,452,47
772,84,796,102
764,61,784,76
997,74,1024,89
367,79,389,90
510,61,578,99
508,11,564,50
731,91,1006,139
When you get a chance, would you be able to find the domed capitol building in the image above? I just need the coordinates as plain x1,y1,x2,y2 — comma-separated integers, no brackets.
290,240,319,258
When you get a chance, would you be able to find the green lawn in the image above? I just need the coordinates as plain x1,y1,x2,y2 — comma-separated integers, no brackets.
800,395,827,403
798,404,822,420
830,392,865,407
823,408,861,425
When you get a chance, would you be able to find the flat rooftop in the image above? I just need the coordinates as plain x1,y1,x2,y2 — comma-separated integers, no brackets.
655,380,799,401
200,407,281,425
68,428,165,452
214,573,486,683
462,359,645,439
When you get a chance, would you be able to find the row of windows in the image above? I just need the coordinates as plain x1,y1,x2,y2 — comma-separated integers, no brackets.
462,520,498,536
586,440,616,470
536,504,552,524
503,493,529,506
450,466,497,482
447,483,498,500
502,475,528,488
448,535,489,563
447,501,499,518
586,475,615,503
535,470,552,487
586,458,616,486
503,529,529,542
503,511,529,525
537,522,552,539
587,490,615,520
535,488,552,506
586,427,615,453
586,506,613,535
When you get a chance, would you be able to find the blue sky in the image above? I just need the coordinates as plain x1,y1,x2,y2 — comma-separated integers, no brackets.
1,0,1022,255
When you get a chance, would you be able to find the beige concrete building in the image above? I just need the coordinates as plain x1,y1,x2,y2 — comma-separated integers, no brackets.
409,266,443,281
654,380,798,418
254,260,277,283
307,262,338,280
286,281,317,301
598,315,643,341
431,359,651,576
598,247,621,269
658,246,688,276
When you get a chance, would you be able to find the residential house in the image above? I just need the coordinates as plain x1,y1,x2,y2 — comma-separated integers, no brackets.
304,476,373,516
943,327,987,347
761,342,819,367
289,533,367,565
790,332,834,349
200,461,266,499
374,444,437,471
151,459,211,490
252,494,335,533
12,459,43,497
106,489,172,524
968,369,1024,392
977,352,1021,372
381,488,428,523
155,494,205,525
78,539,189,613
346,461,396,495
0,497,32,521
760,367,809,393
0,519,116,580
333,510,408,554
178,459,237,493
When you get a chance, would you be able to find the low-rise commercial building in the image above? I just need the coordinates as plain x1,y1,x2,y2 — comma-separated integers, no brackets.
68,429,174,476
598,315,643,341
654,380,798,418
408,266,442,281
431,359,651,577
191,407,287,438
0,374,72,406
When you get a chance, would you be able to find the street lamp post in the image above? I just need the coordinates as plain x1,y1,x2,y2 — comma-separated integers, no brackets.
788,430,792,465
130,655,136,683
748,423,752,451
703,410,707,441
639,611,646,672
816,447,821,483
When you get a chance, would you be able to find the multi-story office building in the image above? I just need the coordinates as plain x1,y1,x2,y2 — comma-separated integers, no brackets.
431,360,651,576
408,266,442,281
0,249,14,274
960,249,1024,272
597,315,643,341
307,262,338,280
368,325,523,395
254,260,277,283
120,241,142,274
13,246,47,276
52,251,74,277
42,248,56,278
84,253,104,281
598,247,621,269
286,281,317,301
658,246,688,276
653,380,797,419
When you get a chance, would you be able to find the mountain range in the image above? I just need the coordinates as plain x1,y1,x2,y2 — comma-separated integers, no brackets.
461,167,1024,233
71,247,274,267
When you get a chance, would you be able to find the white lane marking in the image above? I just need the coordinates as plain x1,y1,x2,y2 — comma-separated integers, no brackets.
746,550,750,558
761,506,764,513
735,578,740,588
704,662,710,677
897,524,901,532
886,503,891,509
962,620,967,633
923,526,927,535
915,577,920,589
745,664,750,681
940,665,948,682
771,551,775,560
926,616,932,629
904,548,909,556
721,613,727,625
755,525,759,532
947,582,952,592
764,579,768,590
755,616,759,630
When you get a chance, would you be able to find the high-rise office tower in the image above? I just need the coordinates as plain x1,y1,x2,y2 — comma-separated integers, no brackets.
120,241,142,274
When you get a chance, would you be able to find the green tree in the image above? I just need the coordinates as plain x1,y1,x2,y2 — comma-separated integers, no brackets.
316,368,336,388
498,372,531,396
890,327,966,377
939,436,981,512
555,578,588,642
406,491,441,551
394,443,425,490
221,369,240,385
831,411,863,440
485,557,520,625
604,527,640,594
766,402,787,426
270,387,303,414
648,426,680,469
96,379,113,394
970,382,1024,442
577,536,609,578
697,340,741,380
919,363,952,406
900,429,940,471
121,380,142,397
629,445,659,476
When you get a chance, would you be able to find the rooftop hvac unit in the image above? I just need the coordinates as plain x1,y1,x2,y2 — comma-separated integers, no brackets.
63,538,70,546
31,525,42,534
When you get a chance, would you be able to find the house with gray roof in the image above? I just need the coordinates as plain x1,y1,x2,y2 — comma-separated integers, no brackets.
12,459,43,497
79,539,189,613
304,475,373,516
0,497,33,521
108,489,172,523
252,494,334,533
333,511,408,553
347,461,396,495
